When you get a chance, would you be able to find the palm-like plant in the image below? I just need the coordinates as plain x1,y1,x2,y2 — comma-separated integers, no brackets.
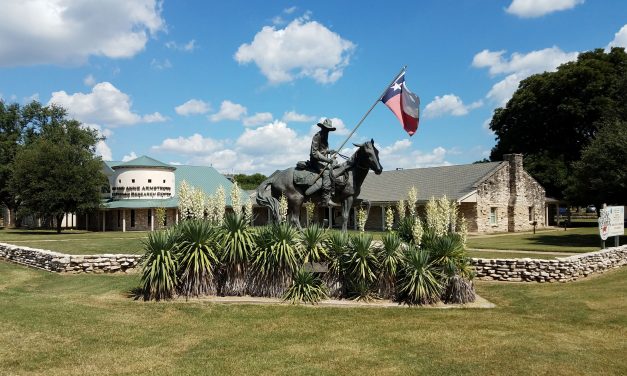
283,268,328,304
176,219,220,297
344,233,379,301
218,212,256,295
250,222,302,297
324,231,349,297
396,245,443,305
140,228,180,301
377,232,404,299
299,224,328,263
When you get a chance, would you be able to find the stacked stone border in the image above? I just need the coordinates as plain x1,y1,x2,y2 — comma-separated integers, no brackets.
0,242,140,273
0,242,625,281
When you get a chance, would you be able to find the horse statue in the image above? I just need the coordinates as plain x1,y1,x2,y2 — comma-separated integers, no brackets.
255,139,383,232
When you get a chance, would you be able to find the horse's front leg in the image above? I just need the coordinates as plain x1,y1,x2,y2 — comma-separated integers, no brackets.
341,196,353,233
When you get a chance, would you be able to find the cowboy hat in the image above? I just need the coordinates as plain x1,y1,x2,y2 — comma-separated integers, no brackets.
317,118,336,131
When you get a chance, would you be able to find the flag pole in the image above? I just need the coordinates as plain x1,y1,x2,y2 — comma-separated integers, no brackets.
313,65,407,183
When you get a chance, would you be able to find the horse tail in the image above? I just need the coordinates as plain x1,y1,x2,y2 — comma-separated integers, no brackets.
255,175,281,223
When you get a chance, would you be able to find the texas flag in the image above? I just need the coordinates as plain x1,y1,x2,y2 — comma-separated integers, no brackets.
381,72,420,136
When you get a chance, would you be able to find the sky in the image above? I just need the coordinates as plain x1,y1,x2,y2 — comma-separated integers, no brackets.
1,0,626,175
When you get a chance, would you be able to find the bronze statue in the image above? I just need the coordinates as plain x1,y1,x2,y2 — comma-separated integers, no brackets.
255,129,383,231
309,119,340,207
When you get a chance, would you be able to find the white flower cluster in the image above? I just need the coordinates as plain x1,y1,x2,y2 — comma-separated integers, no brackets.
178,180,193,219
244,198,253,224
411,220,424,246
190,188,206,220
231,182,242,217
213,186,226,225
407,186,418,218
458,214,468,247
425,195,457,237
357,207,368,232
385,206,395,232
304,200,315,226
397,199,406,221
279,193,288,223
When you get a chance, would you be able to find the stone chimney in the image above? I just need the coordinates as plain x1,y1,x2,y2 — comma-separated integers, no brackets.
504,154,526,231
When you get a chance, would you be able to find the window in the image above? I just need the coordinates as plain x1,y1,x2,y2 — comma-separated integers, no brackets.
163,179,166,183
130,210,135,227
148,179,152,183
529,207,535,221
131,179,135,183
148,209,152,226
117,210,121,227
489,207,498,225
118,179,121,183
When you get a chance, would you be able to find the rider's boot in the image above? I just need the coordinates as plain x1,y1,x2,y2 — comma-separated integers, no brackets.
322,189,340,207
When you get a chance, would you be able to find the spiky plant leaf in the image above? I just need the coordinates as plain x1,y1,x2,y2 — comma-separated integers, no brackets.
283,268,328,304
377,232,404,299
343,233,379,300
324,231,350,297
140,228,180,301
218,212,256,295
299,224,328,263
397,245,443,306
176,219,220,297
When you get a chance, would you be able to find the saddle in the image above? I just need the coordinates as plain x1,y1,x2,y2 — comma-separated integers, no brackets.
294,160,349,193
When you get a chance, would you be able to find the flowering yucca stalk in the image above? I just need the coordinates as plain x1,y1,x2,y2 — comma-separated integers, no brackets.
407,186,418,218
458,214,468,248
215,186,226,225
231,182,242,217
397,199,406,221
244,198,254,225
178,180,193,220
449,199,459,233
190,187,206,220
385,206,395,232
412,219,424,246
279,193,288,223
357,207,368,232
426,196,449,237
304,200,315,227
205,194,216,224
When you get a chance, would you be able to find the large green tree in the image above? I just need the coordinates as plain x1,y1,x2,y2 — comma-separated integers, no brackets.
9,104,106,233
567,120,627,207
233,173,267,190
489,47,627,199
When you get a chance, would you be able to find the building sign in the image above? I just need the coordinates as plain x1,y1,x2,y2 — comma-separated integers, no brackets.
112,186,172,199
599,206,624,240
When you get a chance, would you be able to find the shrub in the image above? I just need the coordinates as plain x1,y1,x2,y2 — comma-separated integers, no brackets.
176,219,221,297
300,224,328,263
324,231,350,297
249,223,301,297
344,233,379,301
396,245,443,305
217,212,256,296
377,232,404,299
140,228,179,301
283,268,328,304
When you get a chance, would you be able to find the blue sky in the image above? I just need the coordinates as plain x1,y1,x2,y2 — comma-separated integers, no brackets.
1,0,626,174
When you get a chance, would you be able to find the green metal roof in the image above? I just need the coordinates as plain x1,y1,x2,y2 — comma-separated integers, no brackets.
359,162,504,203
113,155,175,170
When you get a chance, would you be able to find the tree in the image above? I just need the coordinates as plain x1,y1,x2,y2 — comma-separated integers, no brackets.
567,120,627,207
10,107,106,233
489,47,627,199
233,173,267,190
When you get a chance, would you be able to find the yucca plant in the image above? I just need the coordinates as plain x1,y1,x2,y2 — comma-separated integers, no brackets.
344,233,379,301
396,216,416,243
442,274,476,304
396,245,443,305
377,232,404,299
217,212,256,296
283,268,328,304
299,224,328,263
176,219,220,297
140,228,180,301
426,232,466,276
324,231,350,297
249,222,302,297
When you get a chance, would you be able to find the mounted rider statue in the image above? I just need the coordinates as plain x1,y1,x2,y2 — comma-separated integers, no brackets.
309,119,342,207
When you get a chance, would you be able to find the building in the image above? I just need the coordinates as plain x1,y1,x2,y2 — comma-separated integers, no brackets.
339,154,548,232
77,155,240,232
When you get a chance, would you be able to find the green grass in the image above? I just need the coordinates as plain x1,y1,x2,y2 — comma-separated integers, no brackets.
467,227,625,253
0,260,625,375
466,250,560,259
0,229,146,254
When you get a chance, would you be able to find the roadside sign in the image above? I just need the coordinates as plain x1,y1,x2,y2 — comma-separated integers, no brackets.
599,206,624,241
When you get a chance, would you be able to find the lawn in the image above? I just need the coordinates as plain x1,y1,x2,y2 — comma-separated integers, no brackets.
0,260,625,375
466,250,560,259
467,227,625,253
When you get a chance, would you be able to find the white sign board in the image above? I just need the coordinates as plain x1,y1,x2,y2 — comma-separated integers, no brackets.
599,206,624,240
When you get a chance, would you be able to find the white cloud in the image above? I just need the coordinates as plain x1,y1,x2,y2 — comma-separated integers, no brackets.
378,140,449,170
472,46,578,106
0,0,164,67
423,94,482,119
234,17,355,84
607,24,627,49
282,111,316,123
309,117,350,136
152,133,224,154
243,112,274,127
83,74,96,87
96,141,113,161
121,152,138,162
49,81,166,127
209,100,247,122
150,58,172,70
24,93,40,103
165,39,197,52
175,99,211,116
505,0,584,18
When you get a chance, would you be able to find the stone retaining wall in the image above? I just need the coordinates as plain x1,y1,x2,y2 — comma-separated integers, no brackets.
471,245,627,282
0,242,140,273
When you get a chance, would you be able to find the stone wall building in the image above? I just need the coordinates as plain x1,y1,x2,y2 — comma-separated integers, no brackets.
352,153,547,233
